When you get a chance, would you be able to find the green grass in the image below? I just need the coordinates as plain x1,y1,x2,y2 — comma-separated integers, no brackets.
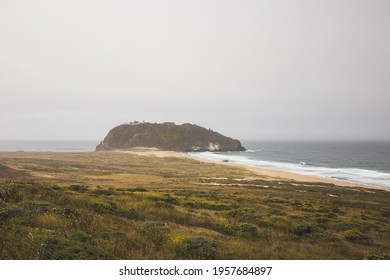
0,151,389,259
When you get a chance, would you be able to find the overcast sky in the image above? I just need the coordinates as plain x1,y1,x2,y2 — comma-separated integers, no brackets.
1,0,389,141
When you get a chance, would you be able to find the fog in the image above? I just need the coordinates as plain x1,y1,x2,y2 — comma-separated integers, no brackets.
1,0,389,140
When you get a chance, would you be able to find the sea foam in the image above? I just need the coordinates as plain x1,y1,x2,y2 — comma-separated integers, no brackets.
188,151,390,189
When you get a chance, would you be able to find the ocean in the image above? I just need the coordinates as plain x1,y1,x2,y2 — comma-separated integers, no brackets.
188,141,390,189
0,140,389,189
0,140,99,152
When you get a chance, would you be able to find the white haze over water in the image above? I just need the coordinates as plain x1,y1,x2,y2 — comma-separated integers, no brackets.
1,0,390,141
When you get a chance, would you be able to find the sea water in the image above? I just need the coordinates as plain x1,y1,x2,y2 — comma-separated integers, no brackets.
188,141,390,189
0,140,99,152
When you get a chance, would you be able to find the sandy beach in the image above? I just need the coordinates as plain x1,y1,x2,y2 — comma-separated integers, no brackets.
116,147,186,158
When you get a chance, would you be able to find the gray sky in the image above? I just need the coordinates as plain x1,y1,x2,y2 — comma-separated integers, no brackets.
1,0,389,140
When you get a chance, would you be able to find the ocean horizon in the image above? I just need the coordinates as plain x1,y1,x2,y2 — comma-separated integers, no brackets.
0,139,389,189
0,140,99,152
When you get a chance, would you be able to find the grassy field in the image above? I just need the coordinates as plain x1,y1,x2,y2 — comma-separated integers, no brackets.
0,151,389,259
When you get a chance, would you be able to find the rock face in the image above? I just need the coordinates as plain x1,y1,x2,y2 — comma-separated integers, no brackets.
96,122,246,152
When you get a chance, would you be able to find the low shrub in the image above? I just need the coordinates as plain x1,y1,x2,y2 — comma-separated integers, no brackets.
71,231,91,243
92,188,116,196
69,185,89,192
161,194,179,205
203,202,231,211
334,222,356,231
91,201,118,214
365,253,385,260
380,208,390,218
0,200,21,221
124,188,148,193
148,194,178,205
175,237,219,260
142,221,171,245
343,230,372,245
0,184,23,203
19,201,53,216
123,208,143,220
183,201,231,211
227,209,259,222
54,208,78,218
155,201,174,209
293,225,316,236
268,209,287,216
225,223,258,238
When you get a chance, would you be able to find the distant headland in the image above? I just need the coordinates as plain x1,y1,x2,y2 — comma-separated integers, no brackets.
95,121,246,152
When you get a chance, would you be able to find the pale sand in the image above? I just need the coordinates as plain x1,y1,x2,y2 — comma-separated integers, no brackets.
118,148,383,191
116,147,185,158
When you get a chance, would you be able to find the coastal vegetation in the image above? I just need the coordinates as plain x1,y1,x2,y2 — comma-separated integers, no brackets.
0,151,389,259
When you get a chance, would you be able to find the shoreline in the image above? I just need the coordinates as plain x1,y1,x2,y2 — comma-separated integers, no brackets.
116,148,384,191
190,157,382,191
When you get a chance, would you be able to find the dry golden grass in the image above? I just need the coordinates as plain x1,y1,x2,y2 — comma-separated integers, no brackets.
0,151,389,260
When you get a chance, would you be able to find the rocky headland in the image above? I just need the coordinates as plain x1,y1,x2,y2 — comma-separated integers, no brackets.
95,122,246,152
